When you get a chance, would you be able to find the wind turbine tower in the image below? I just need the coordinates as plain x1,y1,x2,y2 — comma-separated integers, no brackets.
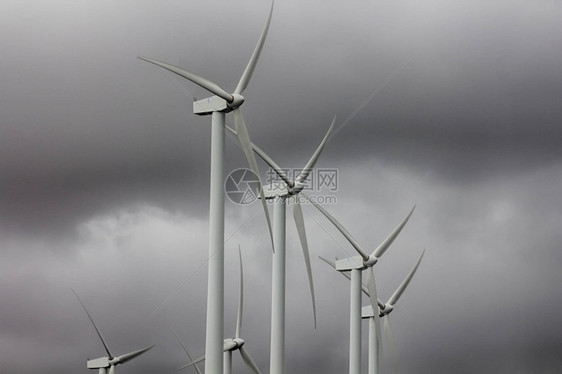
139,2,275,373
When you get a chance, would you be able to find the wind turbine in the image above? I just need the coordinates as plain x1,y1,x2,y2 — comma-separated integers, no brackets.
72,290,154,374
305,199,415,374
226,117,335,374
320,249,425,374
178,247,261,374
138,2,274,373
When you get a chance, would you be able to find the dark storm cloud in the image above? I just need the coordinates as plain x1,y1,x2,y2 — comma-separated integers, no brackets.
1,0,562,373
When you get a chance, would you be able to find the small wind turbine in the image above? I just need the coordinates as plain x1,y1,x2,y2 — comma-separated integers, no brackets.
178,248,261,374
320,250,425,374
72,290,154,374
139,2,274,373
226,117,335,374
306,199,415,374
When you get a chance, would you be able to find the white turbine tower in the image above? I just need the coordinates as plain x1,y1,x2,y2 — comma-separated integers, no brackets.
306,200,415,374
139,3,274,373
227,117,335,374
179,248,262,374
320,249,425,374
72,290,154,374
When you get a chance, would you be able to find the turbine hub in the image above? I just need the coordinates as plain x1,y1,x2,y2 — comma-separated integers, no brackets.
289,181,303,195
233,337,245,348
228,94,245,109
109,357,120,366
380,304,393,316
364,256,378,267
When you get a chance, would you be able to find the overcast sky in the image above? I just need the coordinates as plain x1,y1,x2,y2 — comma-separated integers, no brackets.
1,0,562,373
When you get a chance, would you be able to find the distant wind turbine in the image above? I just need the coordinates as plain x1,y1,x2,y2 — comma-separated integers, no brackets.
138,2,275,373
72,290,154,374
306,200,415,374
320,249,425,374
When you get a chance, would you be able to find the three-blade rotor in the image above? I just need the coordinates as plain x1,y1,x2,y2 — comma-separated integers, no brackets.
306,202,415,346
72,289,154,372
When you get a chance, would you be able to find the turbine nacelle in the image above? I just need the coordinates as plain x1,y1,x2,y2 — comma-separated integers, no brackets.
192,94,245,115
87,356,110,369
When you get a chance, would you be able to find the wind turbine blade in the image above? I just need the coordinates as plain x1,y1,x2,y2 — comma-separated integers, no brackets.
239,346,262,374
233,108,275,252
302,193,369,261
371,205,416,259
178,354,207,371
234,0,275,95
71,289,113,359
318,255,336,269
293,201,317,328
108,365,115,374
235,246,244,339
388,249,425,308
366,267,382,349
252,144,292,187
170,328,202,374
114,345,155,364
138,57,232,103
295,116,336,185
225,125,292,188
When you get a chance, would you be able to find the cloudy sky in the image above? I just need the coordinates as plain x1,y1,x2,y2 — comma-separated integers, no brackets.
1,0,562,373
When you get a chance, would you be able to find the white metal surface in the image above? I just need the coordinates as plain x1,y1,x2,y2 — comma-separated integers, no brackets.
204,111,226,374
270,196,286,374
362,305,375,318
87,357,109,369
336,256,365,271
368,317,380,374
194,96,228,115
223,351,232,374
349,269,362,374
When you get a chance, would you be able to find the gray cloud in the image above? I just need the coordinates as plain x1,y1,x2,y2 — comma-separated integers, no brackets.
1,0,562,373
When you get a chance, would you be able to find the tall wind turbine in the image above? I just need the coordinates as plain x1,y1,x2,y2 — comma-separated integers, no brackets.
306,200,415,374
139,2,274,373
72,290,154,374
179,248,261,374
320,249,425,374
227,117,335,374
